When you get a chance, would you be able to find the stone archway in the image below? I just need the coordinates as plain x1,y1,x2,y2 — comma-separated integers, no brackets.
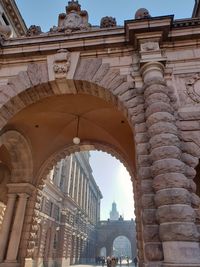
0,52,200,267
0,60,142,267
96,220,136,260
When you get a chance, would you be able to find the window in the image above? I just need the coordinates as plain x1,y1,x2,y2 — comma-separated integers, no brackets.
2,13,9,26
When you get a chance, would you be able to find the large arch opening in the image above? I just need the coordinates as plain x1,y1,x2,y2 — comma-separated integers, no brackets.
0,75,138,266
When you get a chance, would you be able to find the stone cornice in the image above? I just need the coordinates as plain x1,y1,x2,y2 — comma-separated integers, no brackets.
0,0,27,36
1,17,200,57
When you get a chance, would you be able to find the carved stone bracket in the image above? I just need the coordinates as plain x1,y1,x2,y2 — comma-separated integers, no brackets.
185,73,200,103
53,49,71,79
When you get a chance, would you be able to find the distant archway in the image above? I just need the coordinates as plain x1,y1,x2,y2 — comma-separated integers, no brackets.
113,236,132,258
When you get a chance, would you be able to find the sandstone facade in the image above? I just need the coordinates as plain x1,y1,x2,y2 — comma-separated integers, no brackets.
0,1,200,267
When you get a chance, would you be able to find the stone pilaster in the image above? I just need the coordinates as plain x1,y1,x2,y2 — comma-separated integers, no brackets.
0,194,17,262
141,62,200,267
6,193,29,263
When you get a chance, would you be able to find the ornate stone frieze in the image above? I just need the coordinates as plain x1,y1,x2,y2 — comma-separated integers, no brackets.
50,0,90,34
26,25,42,37
53,49,71,79
100,16,117,28
185,73,200,103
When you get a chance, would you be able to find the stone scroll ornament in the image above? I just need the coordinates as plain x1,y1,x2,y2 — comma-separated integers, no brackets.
53,49,71,79
50,0,90,34
185,73,200,103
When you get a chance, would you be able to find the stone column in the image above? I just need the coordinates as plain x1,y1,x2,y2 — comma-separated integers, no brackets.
0,194,17,262
141,62,200,267
5,193,29,262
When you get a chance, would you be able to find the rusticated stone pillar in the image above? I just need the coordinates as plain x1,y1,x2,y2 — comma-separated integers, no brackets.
141,62,200,267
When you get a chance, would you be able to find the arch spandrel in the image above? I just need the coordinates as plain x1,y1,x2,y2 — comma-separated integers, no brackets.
0,60,137,183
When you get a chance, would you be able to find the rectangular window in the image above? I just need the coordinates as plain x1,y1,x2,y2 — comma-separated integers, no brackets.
2,13,9,25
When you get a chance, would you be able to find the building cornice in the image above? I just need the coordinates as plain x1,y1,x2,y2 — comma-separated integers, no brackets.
1,17,200,57
0,0,27,36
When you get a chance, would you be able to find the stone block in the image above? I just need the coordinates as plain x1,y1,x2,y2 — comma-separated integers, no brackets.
138,155,151,167
142,194,155,209
129,104,144,117
181,142,200,158
138,167,152,180
144,83,167,97
135,133,149,144
27,63,48,86
146,102,174,117
145,92,170,107
113,81,133,96
163,241,200,265
150,133,180,149
135,122,147,133
148,122,177,137
181,153,198,168
184,165,196,179
157,205,195,223
152,159,185,176
125,95,144,109
155,188,191,206
141,180,154,194
109,75,127,92
92,63,110,84
144,225,160,242
160,223,199,241
146,112,175,128
136,143,150,155
142,209,157,224
151,146,181,162
118,88,137,102
133,113,145,124
145,243,164,261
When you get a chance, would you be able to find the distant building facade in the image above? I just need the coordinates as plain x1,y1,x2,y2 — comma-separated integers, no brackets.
34,152,102,266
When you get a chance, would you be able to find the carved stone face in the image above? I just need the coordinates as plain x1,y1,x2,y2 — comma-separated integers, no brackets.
63,11,82,29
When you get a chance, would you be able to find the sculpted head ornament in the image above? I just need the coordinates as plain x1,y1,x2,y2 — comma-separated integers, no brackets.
100,17,117,28
135,8,151,19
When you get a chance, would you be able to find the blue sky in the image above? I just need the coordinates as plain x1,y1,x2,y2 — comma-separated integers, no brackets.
16,0,195,32
14,0,195,220
90,152,134,220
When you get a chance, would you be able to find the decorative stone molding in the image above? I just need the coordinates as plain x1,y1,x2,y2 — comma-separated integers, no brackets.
141,41,159,52
53,49,71,79
50,0,90,34
100,16,117,28
185,73,200,103
26,25,42,37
